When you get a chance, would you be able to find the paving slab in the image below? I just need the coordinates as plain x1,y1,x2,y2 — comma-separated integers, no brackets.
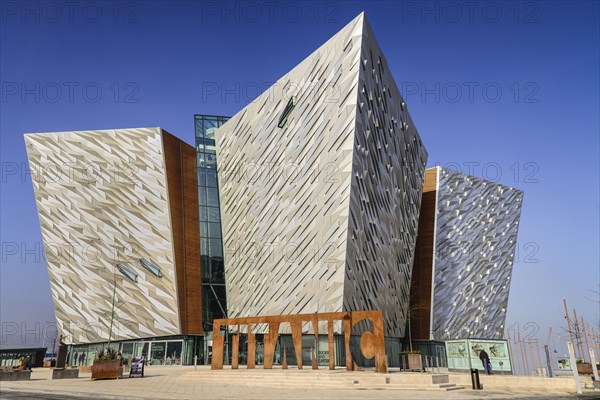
0,366,595,400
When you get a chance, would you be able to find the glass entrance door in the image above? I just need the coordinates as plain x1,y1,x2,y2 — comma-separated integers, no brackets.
436,345,447,367
134,342,149,361
166,341,183,365
149,342,166,365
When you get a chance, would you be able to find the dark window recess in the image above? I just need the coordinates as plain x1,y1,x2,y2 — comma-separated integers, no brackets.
139,258,163,278
277,96,296,128
117,263,138,283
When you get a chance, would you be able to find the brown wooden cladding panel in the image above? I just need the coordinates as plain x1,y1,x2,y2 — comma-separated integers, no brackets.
181,143,202,334
162,130,203,334
409,168,438,340
423,167,438,192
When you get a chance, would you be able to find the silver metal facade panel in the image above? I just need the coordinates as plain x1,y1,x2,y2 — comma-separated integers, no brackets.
431,167,523,340
25,128,181,343
216,13,427,337
343,20,428,338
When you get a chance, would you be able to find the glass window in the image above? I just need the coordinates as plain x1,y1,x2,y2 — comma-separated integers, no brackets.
195,117,204,138
166,342,183,366
71,346,87,366
87,344,103,366
198,169,206,186
302,335,316,365
209,222,221,238
205,154,217,169
121,343,134,367
198,187,207,206
199,207,208,222
206,188,219,206
149,342,166,366
208,239,223,258
200,256,210,275
201,240,209,256
206,171,218,187
205,125,217,140
207,207,220,222
255,335,265,365
210,258,225,279
197,153,205,168
183,338,195,365
197,137,214,147
200,222,209,238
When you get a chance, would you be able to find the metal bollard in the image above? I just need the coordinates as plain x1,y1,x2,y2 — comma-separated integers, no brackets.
471,368,482,390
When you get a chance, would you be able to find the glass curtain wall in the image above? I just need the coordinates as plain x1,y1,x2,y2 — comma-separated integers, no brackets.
194,115,230,332
66,336,200,366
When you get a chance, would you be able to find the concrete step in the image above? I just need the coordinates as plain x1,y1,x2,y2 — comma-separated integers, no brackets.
177,371,464,391
196,382,462,391
438,383,465,391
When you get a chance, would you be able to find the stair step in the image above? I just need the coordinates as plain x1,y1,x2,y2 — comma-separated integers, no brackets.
176,372,464,391
443,385,466,391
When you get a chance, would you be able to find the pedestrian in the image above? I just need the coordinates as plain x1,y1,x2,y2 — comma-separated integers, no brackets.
24,355,32,371
18,356,24,368
479,349,491,375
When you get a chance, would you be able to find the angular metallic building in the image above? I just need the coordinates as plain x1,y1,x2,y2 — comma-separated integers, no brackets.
410,167,523,341
216,13,428,338
25,128,202,344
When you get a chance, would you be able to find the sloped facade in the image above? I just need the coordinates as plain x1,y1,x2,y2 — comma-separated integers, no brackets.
216,13,428,337
410,167,523,341
25,128,202,343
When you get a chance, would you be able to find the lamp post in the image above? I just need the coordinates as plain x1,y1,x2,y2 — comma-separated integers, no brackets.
104,272,118,352
52,336,57,362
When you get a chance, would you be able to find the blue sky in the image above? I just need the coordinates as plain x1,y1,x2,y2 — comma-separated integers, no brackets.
1,1,598,359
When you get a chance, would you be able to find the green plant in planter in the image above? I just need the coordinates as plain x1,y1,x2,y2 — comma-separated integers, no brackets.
94,347,118,362
401,350,422,355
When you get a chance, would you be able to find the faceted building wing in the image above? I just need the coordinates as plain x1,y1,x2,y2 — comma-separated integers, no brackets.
410,167,523,341
216,13,428,337
25,128,202,343
345,15,428,337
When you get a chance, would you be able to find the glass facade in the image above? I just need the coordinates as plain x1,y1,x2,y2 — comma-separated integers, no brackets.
66,335,203,366
194,114,230,332
0,348,46,367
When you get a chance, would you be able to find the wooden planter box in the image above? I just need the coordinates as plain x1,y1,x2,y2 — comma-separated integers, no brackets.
91,360,122,380
576,363,593,375
404,354,423,371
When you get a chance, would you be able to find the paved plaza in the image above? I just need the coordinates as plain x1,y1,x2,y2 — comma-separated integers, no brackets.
1,366,597,400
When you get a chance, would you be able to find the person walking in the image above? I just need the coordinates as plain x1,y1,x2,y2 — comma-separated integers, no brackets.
24,355,32,371
479,349,491,375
